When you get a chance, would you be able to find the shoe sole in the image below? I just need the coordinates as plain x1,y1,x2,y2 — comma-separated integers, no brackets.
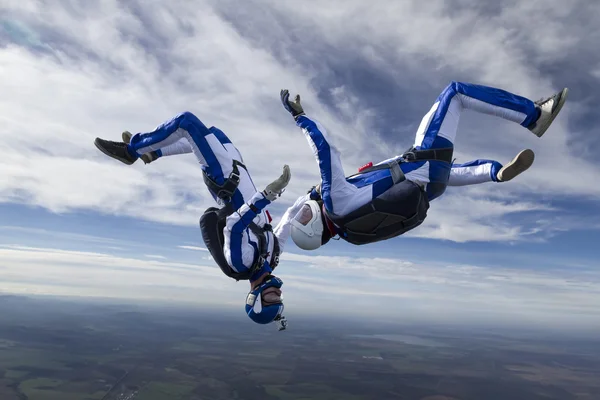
122,131,132,144
533,88,568,138
94,138,135,165
498,149,535,182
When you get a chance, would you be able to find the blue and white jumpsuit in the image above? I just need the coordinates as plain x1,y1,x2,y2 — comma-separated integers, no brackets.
126,112,304,281
294,81,540,218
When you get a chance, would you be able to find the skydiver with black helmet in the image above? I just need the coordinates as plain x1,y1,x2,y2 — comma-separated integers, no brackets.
279,82,568,249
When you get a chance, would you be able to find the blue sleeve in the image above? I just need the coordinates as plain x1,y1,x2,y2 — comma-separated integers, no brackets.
295,115,350,213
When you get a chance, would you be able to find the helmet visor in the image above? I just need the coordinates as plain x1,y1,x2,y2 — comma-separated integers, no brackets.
294,204,314,226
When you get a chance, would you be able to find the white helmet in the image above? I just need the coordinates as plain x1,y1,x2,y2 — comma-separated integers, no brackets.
290,200,324,250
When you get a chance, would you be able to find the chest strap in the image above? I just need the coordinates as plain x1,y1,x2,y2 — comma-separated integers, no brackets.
346,160,406,184
346,146,453,183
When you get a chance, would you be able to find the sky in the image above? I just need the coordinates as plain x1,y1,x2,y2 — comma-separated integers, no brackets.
1,0,599,333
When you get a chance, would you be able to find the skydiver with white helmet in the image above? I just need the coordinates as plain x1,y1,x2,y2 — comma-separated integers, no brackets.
93,111,306,330
279,82,568,250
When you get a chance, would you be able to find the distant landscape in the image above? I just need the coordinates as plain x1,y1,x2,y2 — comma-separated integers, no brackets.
0,294,598,400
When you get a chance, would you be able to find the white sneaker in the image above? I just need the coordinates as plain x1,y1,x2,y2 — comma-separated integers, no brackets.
528,88,568,138
497,149,535,182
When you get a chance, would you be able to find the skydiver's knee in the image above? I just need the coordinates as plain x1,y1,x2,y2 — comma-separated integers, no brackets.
441,81,460,95
178,111,210,130
180,111,199,121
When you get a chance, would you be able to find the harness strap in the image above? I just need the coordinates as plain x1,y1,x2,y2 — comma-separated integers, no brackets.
248,222,280,272
402,146,454,163
200,159,282,280
389,161,405,184
347,160,406,184
202,160,247,202
345,146,453,182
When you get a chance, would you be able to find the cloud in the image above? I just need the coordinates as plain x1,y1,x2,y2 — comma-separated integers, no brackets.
0,225,118,244
406,191,560,243
0,0,355,226
1,244,598,330
1,0,599,244
0,244,234,304
280,251,600,332
177,245,208,252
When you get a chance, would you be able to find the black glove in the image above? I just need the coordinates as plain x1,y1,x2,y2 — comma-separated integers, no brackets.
307,184,322,200
280,89,305,120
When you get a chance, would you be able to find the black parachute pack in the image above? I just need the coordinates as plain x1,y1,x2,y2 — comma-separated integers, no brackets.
199,161,280,281
323,146,453,245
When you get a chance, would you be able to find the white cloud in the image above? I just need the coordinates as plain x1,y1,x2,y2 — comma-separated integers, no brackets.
1,244,598,330
0,244,235,303
0,226,118,244
264,0,600,193
177,245,208,252
1,0,598,244
0,0,368,227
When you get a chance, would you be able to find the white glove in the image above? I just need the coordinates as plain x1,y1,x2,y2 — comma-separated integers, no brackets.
263,165,291,201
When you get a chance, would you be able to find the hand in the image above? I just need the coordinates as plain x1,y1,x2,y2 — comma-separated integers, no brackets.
263,165,291,201
280,89,305,120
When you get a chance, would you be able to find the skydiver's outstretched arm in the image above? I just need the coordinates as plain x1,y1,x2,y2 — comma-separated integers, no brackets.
294,115,359,215
223,165,291,283
448,149,534,186
280,89,371,215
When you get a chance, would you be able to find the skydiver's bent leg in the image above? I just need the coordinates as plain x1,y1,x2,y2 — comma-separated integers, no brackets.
128,112,220,165
128,112,262,212
158,139,193,157
448,159,503,186
296,115,373,216
448,149,535,186
121,131,191,164
137,139,193,165
408,82,557,199
414,81,540,150
96,112,264,219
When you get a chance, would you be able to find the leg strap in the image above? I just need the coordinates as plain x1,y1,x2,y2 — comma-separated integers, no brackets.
202,160,247,202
